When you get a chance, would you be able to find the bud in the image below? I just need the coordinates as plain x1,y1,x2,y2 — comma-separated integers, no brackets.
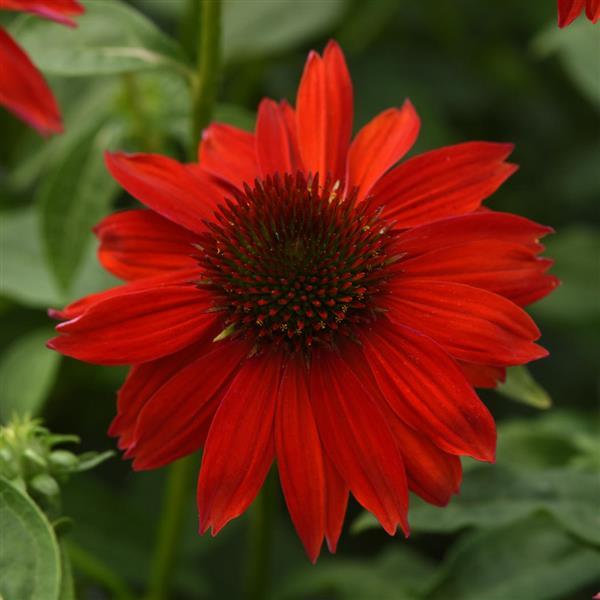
0,416,113,514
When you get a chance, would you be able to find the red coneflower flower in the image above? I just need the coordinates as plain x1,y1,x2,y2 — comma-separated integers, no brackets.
558,0,600,26
0,0,84,134
49,41,557,562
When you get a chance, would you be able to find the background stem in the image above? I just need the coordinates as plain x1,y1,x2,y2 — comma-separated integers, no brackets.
245,472,275,600
146,455,196,600
191,0,222,149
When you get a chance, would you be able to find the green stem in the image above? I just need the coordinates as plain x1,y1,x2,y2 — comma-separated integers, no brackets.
146,455,197,600
66,541,135,600
191,0,222,149
245,473,275,600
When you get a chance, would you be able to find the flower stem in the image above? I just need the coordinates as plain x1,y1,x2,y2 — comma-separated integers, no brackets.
191,0,222,150
66,541,135,600
146,455,196,600
245,472,275,600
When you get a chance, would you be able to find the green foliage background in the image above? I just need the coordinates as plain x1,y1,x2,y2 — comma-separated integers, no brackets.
0,1,599,599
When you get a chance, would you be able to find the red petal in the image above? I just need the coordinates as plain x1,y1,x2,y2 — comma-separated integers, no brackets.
393,212,554,254
49,267,201,320
459,362,506,389
372,142,517,227
49,286,215,365
558,0,585,26
586,0,600,21
390,211,558,306
0,29,62,135
275,357,325,562
198,352,284,534
108,329,220,450
279,100,303,172
95,210,199,280
256,98,303,177
382,279,547,366
509,274,561,307
296,40,353,182
362,323,496,462
0,0,84,27
397,240,556,306
346,102,420,202
339,339,462,506
198,123,259,189
105,152,224,234
129,338,250,470
386,411,462,506
323,456,348,553
310,350,409,536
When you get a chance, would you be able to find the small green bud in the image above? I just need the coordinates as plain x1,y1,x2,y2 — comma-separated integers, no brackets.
49,450,79,470
30,473,60,498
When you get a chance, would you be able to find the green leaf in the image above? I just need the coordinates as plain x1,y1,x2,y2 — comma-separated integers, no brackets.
9,80,120,192
534,20,600,109
223,0,347,62
9,0,191,77
277,546,435,600
0,477,61,600
38,123,122,291
497,410,600,470
496,366,551,409
58,542,75,600
432,515,600,600
352,465,600,546
0,329,61,422
532,227,600,326
0,207,119,309
0,208,63,307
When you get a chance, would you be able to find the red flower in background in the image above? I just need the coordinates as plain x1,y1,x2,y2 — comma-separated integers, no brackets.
558,0,600,26
0,0,84,134
49,41,558,562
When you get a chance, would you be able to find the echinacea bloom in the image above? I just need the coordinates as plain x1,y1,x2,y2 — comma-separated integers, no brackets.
558,0,600,26
49,41,558,562
0,0,84,134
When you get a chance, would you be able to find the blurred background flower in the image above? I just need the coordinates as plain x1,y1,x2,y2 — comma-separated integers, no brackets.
0,1,599,599
0,0,84,134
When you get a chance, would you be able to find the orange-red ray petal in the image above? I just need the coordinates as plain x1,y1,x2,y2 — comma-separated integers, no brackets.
296,40,353,182
198,352,284,534
275,357,326,562
346,101,420,202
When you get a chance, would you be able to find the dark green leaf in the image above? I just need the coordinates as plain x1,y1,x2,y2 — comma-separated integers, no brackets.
497,411,600,470
496,365,552,409
38,123,122,291
8,81,119,192
431,515,600,600
277,546,435,600
0,206,119,309
223,0,347,62
10,0,191,77
0,209,62,307
352,466,600,545
0,329,61,421
0,477,61,600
